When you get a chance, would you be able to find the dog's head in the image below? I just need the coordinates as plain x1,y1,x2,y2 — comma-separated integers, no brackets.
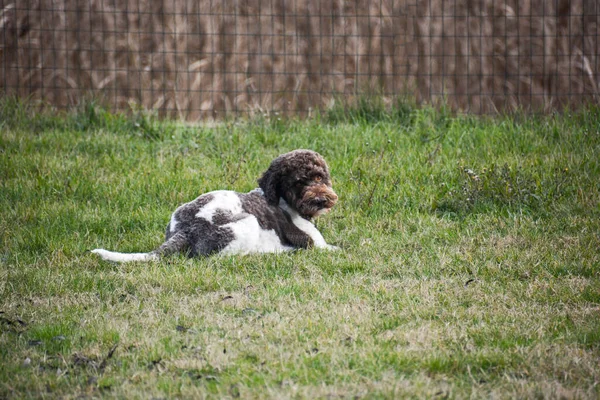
258,149,338,219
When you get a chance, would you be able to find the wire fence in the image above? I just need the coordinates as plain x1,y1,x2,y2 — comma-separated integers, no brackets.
1,0,599,120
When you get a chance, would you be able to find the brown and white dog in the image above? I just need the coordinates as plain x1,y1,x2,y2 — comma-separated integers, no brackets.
92,149,338,262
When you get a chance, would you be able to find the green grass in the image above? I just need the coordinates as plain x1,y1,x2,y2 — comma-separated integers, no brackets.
1,99,599,399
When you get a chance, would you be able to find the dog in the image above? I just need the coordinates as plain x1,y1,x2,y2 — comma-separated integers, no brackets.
91,149,338,262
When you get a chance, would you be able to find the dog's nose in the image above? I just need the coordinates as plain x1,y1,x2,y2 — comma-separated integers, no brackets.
319,190,338,208
315,198,328,207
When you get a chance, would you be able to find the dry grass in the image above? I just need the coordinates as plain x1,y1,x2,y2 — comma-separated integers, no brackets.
1,0,599,119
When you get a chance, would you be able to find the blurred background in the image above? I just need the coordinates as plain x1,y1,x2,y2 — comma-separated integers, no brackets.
1,0,598,120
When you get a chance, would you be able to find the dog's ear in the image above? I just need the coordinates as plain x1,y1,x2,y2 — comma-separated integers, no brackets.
258,168,281,205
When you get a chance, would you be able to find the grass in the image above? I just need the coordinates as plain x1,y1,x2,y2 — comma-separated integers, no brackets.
1,100,599,398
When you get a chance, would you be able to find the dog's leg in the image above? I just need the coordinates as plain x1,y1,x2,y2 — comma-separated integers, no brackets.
282,224,314,249
153,231,188,257
283,214,338,250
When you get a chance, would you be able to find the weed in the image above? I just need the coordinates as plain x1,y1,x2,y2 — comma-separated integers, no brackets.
433,162,575,216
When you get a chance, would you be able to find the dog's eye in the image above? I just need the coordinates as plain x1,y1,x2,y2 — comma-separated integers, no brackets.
314,176,322,182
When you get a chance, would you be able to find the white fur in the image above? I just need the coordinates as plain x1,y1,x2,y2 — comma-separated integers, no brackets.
195,191,243,222
220,214,294,255
169,213,178,233
90,249,158,262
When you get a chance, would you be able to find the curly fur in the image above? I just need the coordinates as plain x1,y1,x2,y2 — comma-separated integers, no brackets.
92,149,338,262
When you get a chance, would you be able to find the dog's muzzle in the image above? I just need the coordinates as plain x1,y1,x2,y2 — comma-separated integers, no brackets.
303,184,338,214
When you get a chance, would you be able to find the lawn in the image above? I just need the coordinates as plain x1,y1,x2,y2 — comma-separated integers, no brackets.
1,101,599,399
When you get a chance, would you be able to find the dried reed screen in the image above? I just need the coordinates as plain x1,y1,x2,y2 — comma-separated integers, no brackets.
1,0,599,119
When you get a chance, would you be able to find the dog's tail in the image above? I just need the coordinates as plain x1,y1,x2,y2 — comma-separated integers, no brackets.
91,232,188,263
90,249,158,263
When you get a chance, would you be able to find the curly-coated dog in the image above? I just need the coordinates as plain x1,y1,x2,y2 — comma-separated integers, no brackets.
92,149,338,262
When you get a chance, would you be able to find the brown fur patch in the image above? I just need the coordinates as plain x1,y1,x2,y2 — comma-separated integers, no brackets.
303,184,338,209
